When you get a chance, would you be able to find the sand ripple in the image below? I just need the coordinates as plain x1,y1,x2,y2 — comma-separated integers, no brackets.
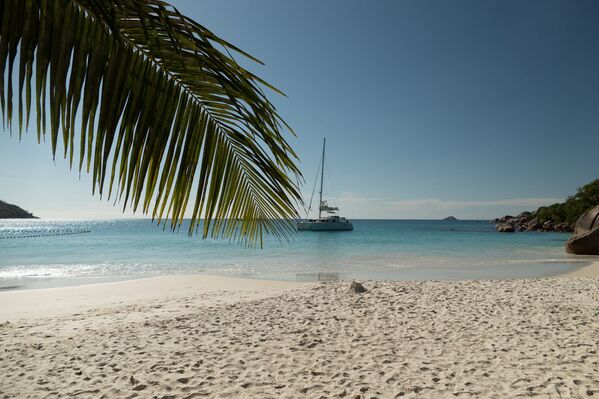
1,278,599,398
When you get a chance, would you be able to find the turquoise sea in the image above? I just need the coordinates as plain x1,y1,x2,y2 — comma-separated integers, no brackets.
0,219,594,290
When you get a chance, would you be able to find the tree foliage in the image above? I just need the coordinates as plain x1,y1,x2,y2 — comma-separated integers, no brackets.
0,0,302,246
536,179,599,225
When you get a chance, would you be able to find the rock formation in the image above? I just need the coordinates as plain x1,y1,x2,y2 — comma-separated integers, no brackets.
565,205,599,255
442,216,458,221
496,223,515,233
492,211,573,233
347,281,367,294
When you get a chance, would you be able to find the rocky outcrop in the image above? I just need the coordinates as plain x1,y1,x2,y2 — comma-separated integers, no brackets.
443,216,458,221
491,215,513,224
492,211,573,233
565,206,599,255
0,200,37,219
347,281,367,294
496,223,515,233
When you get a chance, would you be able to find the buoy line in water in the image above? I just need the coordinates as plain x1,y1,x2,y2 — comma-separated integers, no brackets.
0,230,91,239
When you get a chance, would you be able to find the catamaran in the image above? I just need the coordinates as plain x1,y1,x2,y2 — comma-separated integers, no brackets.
297,138,353,231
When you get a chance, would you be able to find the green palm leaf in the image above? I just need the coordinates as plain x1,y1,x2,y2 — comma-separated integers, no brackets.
0,0,302,246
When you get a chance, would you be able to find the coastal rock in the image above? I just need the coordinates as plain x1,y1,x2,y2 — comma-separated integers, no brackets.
492,215,514,224
542,221,554,231
496,223,515,233
492,213,573,233
566,229,599,255
566,205,599,255
526,218,541,231
555,223,574,233
517,211,532,219
573,205,599,235
443,216,458,221
347,281,367,294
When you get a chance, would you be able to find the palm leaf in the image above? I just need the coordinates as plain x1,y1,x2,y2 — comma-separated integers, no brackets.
0,0,302,246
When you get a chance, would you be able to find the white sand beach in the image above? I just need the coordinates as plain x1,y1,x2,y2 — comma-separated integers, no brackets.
2,267,599,398
565,260,599,278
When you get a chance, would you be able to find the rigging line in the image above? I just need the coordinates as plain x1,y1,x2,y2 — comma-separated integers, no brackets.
305,159,321,218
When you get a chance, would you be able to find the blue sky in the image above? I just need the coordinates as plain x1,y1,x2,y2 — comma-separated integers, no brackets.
1,0,599,219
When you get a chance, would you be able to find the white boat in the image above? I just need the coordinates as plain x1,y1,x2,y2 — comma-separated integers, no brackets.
297,138,353,231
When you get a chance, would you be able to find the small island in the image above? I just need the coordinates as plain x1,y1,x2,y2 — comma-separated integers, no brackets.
0,200,37,219
442,216,458,221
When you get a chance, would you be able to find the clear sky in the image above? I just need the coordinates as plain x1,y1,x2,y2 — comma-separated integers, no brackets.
1,0,598,219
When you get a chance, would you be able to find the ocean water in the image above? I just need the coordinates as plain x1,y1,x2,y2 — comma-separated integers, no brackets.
0,218,594,290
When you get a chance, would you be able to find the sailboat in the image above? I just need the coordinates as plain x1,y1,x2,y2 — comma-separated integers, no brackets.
297,138,353,231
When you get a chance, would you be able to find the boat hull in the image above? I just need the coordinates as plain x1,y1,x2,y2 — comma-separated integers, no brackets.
297,221,353,231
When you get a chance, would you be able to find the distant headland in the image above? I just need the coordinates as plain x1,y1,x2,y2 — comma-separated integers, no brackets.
492,178,599,233
0,200,37,219
442,216,458,221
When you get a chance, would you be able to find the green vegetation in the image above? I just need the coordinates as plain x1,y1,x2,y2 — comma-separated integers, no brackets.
536,179,599,225
0,0,301,246
0,200,36,219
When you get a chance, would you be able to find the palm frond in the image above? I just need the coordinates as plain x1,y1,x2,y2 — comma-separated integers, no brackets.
0,0,302,246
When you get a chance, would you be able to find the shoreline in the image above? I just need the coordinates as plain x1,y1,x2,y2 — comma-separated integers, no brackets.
2,259,599,321
0,274,306,321
0,260,599,323
563,260,599,277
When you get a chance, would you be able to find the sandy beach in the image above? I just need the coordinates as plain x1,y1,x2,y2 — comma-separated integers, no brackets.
2,265,599,398
564,260,599,278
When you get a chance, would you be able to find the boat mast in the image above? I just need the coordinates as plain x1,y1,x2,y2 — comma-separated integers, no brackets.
319,138,326,219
